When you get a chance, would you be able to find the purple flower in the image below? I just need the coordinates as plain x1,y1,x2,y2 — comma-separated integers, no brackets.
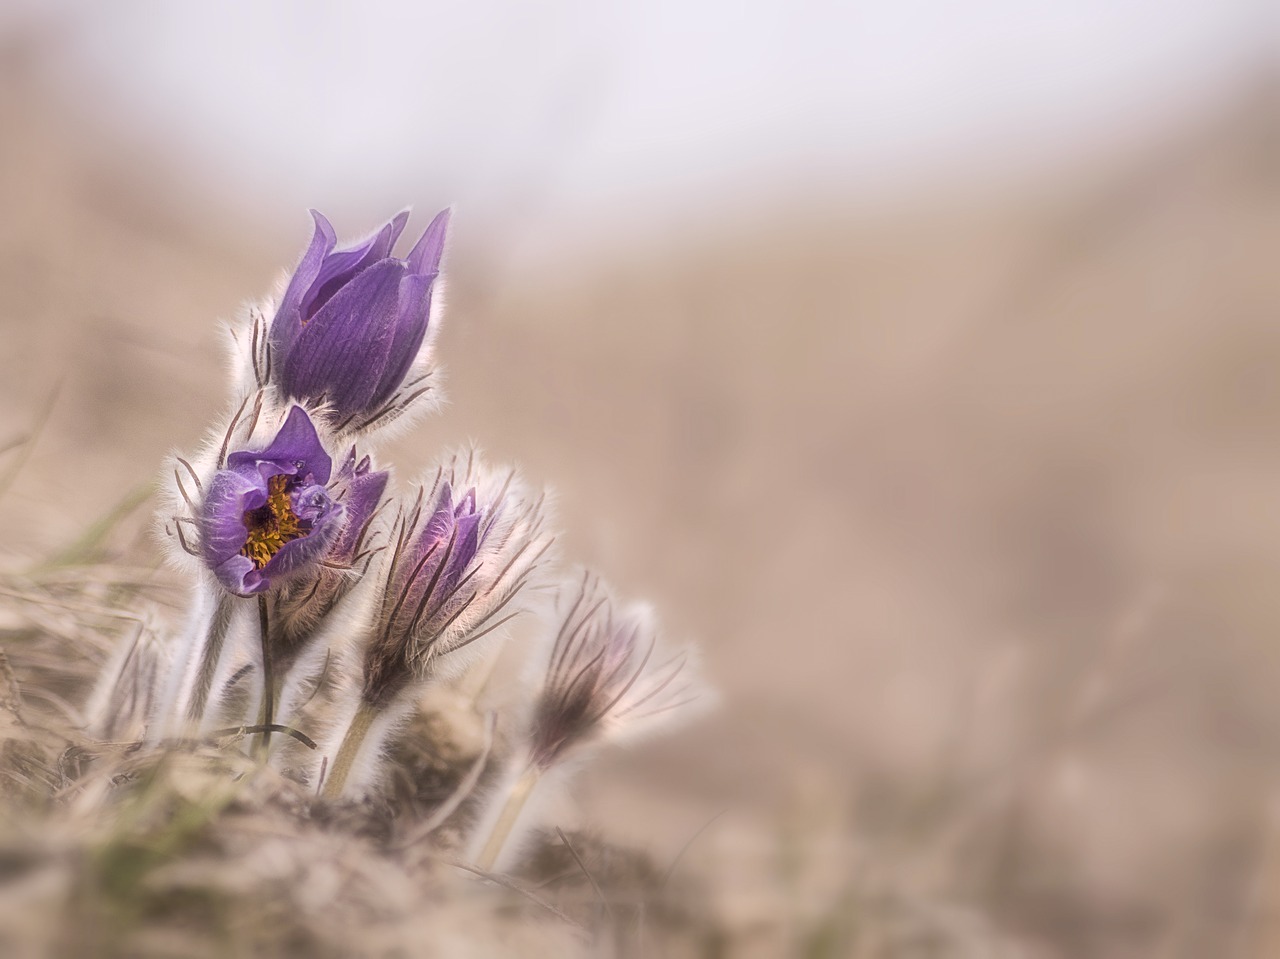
199,406,346,596
529,573,705,770
395,482,485,611
269,208,451,430
360,455,551,705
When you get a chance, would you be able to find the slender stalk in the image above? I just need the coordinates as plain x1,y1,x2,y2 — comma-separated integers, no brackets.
185,593,235,724
257,595,274,753
321,700,379,799
477,764,541,871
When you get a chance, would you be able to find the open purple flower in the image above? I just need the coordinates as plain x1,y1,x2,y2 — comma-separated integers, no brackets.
269,208,451,430
199,406,346,596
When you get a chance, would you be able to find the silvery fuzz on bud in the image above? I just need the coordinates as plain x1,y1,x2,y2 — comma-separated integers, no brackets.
473,571,711,870
318,451,553,798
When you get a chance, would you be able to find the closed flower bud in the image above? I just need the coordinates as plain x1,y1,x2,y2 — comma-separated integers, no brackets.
317,452,552,799
529,572,708,770
269,208,450,432
472,572,712,870
361,452,552,707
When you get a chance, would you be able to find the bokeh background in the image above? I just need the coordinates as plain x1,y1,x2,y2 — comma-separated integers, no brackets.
2,2,1279,955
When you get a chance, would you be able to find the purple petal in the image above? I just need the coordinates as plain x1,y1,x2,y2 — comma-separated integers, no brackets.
407,207,451,277
393,485,453,594
396,482,485,610
367,269,436,414
301,210,411,321
349,469,389,523
279,259,410,420
215,554,265,595
450,507,483,578
199,468,266,570
420,482,456,547
330,468,389,564
227,406,332,485
272,211,338,358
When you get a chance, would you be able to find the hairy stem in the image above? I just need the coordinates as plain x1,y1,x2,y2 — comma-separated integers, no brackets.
185,593,236,724
257,595,274,753
477,764,541,872
321,699,379,799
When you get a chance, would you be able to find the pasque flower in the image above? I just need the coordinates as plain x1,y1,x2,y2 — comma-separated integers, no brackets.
199,405,346,596
360,456,550,707
319,453,551,798
102,199,715,881
529,573,702,770
269,208,451,429
474,571,708,870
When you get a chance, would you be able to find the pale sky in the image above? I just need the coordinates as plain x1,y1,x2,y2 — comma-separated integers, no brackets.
5,0,1274,256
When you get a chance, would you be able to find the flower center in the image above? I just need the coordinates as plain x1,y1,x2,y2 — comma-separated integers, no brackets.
240,473,305,569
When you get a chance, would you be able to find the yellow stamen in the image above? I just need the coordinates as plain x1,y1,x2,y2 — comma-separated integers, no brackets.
240,474,304,568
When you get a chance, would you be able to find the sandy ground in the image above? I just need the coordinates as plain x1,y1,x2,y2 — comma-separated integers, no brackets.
4,47,1280,956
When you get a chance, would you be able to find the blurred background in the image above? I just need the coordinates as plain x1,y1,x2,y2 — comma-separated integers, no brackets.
1,2,1279,955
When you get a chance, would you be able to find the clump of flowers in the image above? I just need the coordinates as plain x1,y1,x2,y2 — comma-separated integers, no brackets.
93,208,712,876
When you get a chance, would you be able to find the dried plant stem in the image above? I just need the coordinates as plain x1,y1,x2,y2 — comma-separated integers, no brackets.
257,595,274,753
477,764,541,871
321,699,379,799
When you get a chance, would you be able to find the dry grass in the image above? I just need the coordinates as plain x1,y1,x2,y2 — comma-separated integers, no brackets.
0,547,665,957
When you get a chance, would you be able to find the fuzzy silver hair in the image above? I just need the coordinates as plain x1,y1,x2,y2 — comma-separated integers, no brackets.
360,449,554,707
529,570,709,770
